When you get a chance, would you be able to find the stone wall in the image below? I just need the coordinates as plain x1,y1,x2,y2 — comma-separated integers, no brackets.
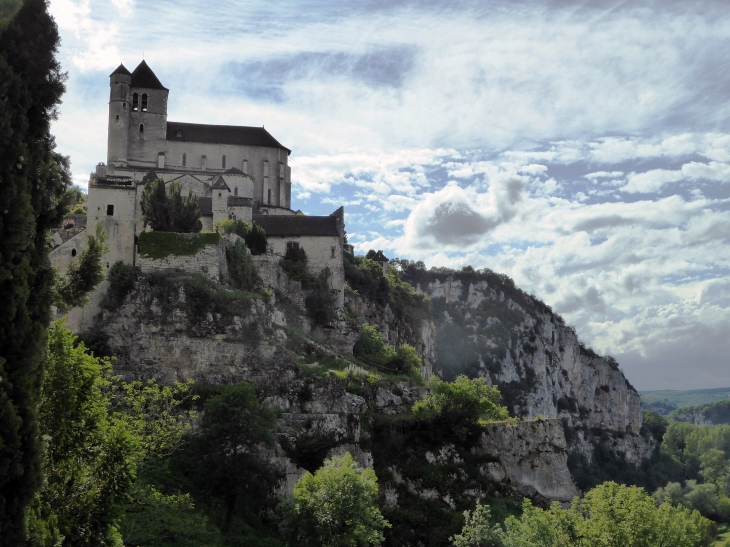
139,236,226,281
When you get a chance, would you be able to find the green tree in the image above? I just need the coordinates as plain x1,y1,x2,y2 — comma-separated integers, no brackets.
27,321,138,546
54,224,108,311
699,448,728,486
104,260,137,309
412,375,509,440
450,501,502,547
225,238,259,291
488,482,715,547
140,179,202,232
0,0,70,541
282,452,391,547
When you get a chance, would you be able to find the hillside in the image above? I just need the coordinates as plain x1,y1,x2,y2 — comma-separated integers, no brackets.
78,250,654,544
640,387,730,415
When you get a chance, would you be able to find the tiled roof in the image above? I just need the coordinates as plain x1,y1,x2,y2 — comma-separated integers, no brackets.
228,196,253,207
199,197,212,216
211,176,230,190
110,63,131,77
131,60,168,90
253,215,339,237
166,121,291,153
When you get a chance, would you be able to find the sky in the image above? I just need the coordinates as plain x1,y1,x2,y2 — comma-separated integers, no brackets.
48,0,730,390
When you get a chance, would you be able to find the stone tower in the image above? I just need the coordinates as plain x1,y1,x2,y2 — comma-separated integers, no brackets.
107,63,132,167
107,61,169,169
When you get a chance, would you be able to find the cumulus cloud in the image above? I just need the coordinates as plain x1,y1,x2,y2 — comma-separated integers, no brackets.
623,169,684,193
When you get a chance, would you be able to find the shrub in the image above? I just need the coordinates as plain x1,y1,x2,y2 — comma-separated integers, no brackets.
246,221,268,255
105,260,137,308
140,178,202,232
413,375,509,440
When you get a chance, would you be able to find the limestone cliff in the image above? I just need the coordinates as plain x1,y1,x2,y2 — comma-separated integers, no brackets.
89,259,652,508
402,270,654,469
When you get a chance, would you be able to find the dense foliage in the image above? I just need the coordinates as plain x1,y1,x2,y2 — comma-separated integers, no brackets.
104,260,138,309
281,453,391,547
669,401,730,426
137,230,220,259
353,323,423,378
54,224,108,311
0,1,71,540
140,178,202,232
27,322,197,546
453,482,715,547
413,376,509,440
226,238,260,291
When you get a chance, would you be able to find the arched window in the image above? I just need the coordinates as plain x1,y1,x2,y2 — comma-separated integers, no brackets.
132,92,139,110
141,93,148,111
176,129,183,138
139,123,144,132
182,153,186,166
222,154,226,169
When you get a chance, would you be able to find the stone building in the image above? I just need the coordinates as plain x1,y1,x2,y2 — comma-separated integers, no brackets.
51,60,347,326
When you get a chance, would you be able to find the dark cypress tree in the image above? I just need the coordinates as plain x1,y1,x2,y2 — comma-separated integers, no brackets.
0,0,69,543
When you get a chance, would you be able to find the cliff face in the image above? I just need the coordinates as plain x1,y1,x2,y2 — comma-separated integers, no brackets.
413,275,654,466
92,261,652,507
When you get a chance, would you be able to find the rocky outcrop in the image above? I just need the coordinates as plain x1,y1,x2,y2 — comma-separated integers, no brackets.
415,276,653,467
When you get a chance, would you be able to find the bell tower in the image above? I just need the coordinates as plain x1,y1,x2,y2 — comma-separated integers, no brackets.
107,63,132,167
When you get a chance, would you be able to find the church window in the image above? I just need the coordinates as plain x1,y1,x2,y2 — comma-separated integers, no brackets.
182,153,186,166
115,115,119,121
176,129,183,138
222,154,226,169
132,92,138,110
218,193,222,197
141,93,148,111
267,188,271,204
71,248,77,257
242,159,248,174
107,204,114,216
123,102,126,108
234,187,238,196
331,246,336,258
263,161,269,176
139,123,144,132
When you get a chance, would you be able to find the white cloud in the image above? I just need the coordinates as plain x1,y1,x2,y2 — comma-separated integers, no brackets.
622,169,683,193
584,171,624,180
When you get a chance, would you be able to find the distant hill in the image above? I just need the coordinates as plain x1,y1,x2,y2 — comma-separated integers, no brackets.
639,387,730,415
668,400,730,426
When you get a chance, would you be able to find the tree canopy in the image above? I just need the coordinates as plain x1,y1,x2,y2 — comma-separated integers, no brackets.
0,0,70,541
282,452,391,547
140,178,202,232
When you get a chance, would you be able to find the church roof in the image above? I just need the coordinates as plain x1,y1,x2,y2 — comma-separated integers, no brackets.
224,167,246,175
131,60,168,90
253,215,339,237
228,196,253,207
211,176,230,190
167,122,291,154
110,63,131,77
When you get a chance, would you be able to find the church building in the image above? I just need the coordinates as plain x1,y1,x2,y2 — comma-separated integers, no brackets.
52,60,346,326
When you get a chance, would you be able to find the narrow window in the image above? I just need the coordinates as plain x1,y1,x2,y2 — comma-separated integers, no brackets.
331,246,336,258
71,248,77,257
234,187,238,196
242,159,248,174
139,123,144,132
201,155,207,170
141,93,148,111
107,204,114,216
132,92,138,110
123,102,127,108
222,154,226,169
267,188,271,204
115,114,119,121
218,192,222,197
263,160,269,176
182,153,186,166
